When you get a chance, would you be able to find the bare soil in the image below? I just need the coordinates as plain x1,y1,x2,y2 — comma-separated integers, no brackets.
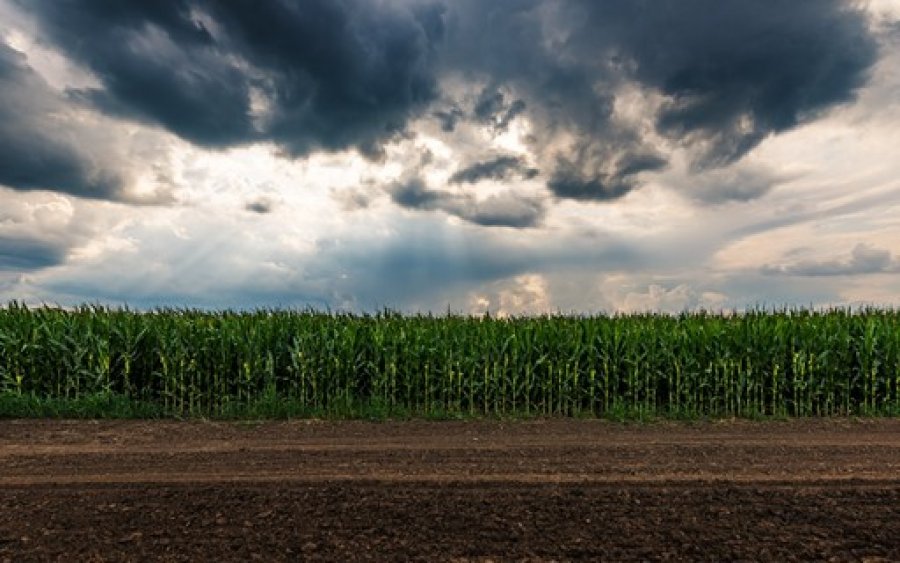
1,418,899,561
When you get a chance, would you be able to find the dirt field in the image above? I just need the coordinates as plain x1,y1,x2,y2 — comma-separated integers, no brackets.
1,419,899,562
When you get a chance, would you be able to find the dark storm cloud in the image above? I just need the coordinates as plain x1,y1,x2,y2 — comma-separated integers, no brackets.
0,43,124,199
473,88,528,133
449,156,539,185
430,88,526,135
547,152,667,202
19,0,252,147
389,177,442,209
437,1,665,201
443,0,877,199
0,235,67,271
496,99,527,132
389,178,544,228
21,0,445,156
244,199,273,214
473,89,505,122
589,1,879,169
432,106,464,132
762,244,898,277
547,166,629,202
461,193,544,229
13,0,879,205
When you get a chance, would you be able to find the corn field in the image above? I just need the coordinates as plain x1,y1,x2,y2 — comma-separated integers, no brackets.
1,302,899,418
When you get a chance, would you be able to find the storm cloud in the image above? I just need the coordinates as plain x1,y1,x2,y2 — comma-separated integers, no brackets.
0,43,125,199
605,1,879,169
449,156,539,185
547,152,668,202
10,0,879,204
473,88,528,133
2,0,897,316
389,177,544,228
20,0,445,157
0,235,67,270
441,0,877,199
244,199,273,214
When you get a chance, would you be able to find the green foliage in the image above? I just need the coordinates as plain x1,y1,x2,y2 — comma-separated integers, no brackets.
1,302,898,418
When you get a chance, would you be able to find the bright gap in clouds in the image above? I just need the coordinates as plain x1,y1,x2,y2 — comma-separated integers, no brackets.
0,0,898,313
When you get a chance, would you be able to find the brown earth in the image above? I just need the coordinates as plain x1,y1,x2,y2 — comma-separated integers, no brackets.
1,418,899,561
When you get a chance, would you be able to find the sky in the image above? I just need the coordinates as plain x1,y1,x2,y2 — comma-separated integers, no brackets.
1,0,899,314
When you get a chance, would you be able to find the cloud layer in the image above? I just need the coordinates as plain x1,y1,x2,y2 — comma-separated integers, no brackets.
1,0,897,313
8,0,879,203
440,0,876,200
19,0,443,158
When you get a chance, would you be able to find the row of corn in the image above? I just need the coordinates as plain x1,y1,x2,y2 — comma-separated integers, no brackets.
1,302,898,417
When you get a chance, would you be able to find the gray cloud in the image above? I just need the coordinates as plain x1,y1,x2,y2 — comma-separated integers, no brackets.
0,43,126,200
21,0,445,157
458,192,545,229
389,177,544,228
9,0,880,206
244,199,273,214
497,99,527,132
432,106,464,132
389,177,442,209
0,235,66,271
547,152,667,202
762,244,898,277
441,0,876,199
0,188,117,275
448,156,539,185
473,87,528,133
473,89,506,123
575,1,878,169
674,163,791,205
429,87,527,137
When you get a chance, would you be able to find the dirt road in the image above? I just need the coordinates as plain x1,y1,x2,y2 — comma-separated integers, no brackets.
1,419,899,561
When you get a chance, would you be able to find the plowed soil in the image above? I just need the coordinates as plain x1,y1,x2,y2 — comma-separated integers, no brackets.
1,419,899,562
